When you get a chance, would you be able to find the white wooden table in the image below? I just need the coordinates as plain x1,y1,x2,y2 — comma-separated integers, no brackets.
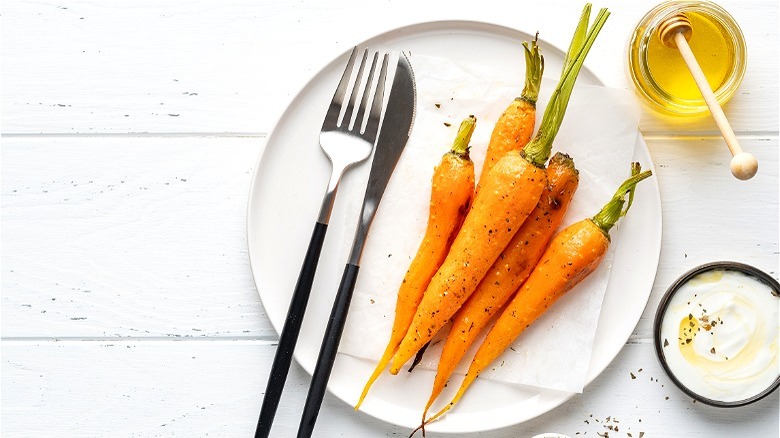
2,1,777,436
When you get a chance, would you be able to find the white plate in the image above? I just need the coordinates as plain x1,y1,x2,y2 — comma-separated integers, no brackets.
247,21,662,433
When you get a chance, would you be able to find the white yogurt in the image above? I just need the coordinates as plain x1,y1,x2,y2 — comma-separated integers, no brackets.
659,268,779,402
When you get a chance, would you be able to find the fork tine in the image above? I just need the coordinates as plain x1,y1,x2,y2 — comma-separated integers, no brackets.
363,53,390,141
324,47,358,125
340,49,369,129
353,52,380,134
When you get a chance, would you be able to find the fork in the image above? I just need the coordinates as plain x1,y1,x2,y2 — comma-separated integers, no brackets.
255,47,389,438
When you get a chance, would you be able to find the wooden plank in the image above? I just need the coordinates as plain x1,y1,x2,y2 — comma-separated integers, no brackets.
1,136,272,338
1,0,776,134
1,341,777,437
2,135,777,339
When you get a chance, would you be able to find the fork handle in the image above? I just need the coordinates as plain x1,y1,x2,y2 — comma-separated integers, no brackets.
255,221,328,438
297,262,360,438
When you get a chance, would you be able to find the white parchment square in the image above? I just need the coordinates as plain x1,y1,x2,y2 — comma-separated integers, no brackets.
338,55,640,393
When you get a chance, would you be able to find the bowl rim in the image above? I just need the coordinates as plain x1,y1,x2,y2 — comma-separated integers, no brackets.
653,260,780,407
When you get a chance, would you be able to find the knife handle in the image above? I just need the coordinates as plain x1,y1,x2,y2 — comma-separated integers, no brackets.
297,263,360,438
255,221,328,438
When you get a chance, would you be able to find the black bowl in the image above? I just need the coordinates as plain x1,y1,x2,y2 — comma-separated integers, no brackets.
653,261,780,407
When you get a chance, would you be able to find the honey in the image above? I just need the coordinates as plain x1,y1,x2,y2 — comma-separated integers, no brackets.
646,11,733,100
628,1,746,116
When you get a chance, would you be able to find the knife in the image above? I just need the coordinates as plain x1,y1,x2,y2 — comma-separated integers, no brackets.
296,51,416,438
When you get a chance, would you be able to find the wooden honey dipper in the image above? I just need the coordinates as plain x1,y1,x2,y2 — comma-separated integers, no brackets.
658,13,758,180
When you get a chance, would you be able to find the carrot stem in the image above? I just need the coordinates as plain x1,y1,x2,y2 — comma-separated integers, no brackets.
522,5,610,167
520,33,544,104
562,4,591,74
451,115,476,158
590,163,651,236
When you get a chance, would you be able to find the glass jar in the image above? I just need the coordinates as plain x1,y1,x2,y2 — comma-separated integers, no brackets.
627,1,747,116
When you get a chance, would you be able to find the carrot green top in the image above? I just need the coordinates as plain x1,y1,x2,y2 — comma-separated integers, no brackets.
450,115,476,159
522,4,610,168
519,34,544,104
591,162,653,237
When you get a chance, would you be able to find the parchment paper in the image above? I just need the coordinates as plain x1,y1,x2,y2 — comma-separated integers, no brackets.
338,54,640,393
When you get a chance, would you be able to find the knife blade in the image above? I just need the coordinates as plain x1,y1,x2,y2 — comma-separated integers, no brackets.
296,51,416,438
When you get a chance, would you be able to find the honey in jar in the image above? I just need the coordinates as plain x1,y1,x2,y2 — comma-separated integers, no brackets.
628,1,746,116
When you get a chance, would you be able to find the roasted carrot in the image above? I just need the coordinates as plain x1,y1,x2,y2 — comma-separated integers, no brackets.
354,116,477,409
421,152,579,420
390,3,610,376
389,148,545,374
418,6,607,409
420,163,652,429
478,35,544,189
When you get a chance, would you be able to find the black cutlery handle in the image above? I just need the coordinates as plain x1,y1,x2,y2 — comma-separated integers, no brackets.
297,263,360,438
255,221,328,438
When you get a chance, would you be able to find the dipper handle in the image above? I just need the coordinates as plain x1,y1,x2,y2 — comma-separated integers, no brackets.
659,14,758,180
